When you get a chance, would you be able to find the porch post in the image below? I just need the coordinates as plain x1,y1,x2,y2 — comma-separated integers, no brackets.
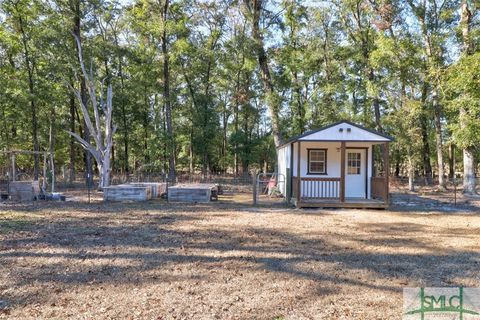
296,141,301,208
383,142,390,204
340,141,346,202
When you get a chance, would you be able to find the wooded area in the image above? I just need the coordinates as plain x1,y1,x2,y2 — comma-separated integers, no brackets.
0,0,479,193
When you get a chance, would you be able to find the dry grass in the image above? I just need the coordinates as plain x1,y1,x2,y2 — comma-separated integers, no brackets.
1,191,480,319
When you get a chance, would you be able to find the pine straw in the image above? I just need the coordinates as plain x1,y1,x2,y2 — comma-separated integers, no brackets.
1,193,479,319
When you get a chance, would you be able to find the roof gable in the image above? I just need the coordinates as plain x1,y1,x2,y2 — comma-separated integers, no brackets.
279,120,393,148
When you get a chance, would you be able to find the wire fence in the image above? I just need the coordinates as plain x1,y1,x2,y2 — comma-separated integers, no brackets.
1,171,479,197
51,172,255,192
390,176,480,188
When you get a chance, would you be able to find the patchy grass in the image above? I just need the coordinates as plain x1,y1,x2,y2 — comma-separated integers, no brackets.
0,193,479,319
0,211,39,235
0,220,32,234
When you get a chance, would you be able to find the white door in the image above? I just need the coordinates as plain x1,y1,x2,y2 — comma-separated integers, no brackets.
345,149,366,198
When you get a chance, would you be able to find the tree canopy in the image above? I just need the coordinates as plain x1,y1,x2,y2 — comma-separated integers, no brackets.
0,0,479,192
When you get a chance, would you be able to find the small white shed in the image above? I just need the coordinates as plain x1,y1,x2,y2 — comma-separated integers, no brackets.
277,120,393,208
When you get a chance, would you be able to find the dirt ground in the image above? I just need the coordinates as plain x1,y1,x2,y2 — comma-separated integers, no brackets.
1,188,480,319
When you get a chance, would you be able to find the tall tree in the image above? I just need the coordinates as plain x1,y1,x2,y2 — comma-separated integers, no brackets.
243,0,283,148
71,0,94,187
7,0,41,179
406,0,457,190
160,0,175,182
444,0,478,194
459,0,476,194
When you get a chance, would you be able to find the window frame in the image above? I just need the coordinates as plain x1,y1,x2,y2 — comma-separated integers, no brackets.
307,148,328,175
347,151,362,175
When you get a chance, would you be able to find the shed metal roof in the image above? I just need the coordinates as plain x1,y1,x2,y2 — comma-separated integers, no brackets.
277,120,393,149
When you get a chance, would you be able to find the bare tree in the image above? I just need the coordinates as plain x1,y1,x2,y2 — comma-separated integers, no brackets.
68,34,116,190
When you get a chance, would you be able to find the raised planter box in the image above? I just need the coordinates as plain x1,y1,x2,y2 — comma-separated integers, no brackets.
128,183,166,198
103,185,153,201
9,181,40,201
168,184,218,203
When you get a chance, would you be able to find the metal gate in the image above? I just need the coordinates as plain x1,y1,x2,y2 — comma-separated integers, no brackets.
253,172,286,205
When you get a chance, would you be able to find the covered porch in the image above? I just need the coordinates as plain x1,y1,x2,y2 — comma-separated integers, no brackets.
290,141,390,208
277,121,393,209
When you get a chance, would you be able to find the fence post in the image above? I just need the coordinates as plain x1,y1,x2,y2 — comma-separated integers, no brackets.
252,172,257,206
87,172,91,203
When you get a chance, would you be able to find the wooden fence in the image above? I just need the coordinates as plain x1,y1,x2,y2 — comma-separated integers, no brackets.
292,177,341,199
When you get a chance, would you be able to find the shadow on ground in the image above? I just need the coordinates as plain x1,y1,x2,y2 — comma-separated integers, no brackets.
1,196,479,317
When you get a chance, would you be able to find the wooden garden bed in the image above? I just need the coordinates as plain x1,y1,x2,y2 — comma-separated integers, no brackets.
8,181,41,201
103,184,153,201
168,184,218,203
128,182,167,198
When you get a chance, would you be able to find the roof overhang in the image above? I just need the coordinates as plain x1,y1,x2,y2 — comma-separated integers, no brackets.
277,120,394,149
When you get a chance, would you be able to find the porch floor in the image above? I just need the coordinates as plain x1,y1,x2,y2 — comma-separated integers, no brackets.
296,197,387,209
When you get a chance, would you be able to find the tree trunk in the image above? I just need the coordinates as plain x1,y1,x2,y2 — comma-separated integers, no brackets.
143,90,150,166
70,32,115,191
113,28,129,176
69,90,76,185
292,70,305,134
411,2,446,190
432,89,446,189
369,69,382,133
120,64,129,176
17,11,40,180
49,107,56,192
0,107,9,150
161,0,175,183
463,147,476,194
394,149,401,177
448,143,455,179
246,0,283,148
222,104,228,173
234,71,240,176
419,91,432,184
460,0,476,194
189,128,194,175
99,148,111,189
72,0,93,188
408,156,415,192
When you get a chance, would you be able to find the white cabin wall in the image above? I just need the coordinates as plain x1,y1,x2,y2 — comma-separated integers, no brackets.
276,144,290,196
292,141,375,199
297,142,341,177
292,142,297,176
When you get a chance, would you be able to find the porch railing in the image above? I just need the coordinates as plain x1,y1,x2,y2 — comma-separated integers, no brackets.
371,177,387,200
292,177,340,199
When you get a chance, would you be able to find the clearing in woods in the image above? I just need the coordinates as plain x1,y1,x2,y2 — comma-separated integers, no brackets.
0,189,479,319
